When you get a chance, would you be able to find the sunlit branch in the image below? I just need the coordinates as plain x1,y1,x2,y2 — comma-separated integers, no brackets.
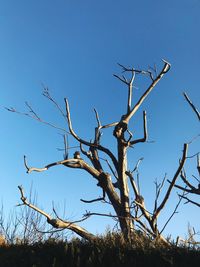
130,111,147,145
126,171,139,196
18,186,51,220
23,155,101,179
18,186,95,241
124,60,171,123
24,155,83,174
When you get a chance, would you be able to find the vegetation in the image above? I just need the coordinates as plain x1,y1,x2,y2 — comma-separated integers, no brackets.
0,231,200,267
2,60,200,265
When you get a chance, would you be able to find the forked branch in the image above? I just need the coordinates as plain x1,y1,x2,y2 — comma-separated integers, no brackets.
65,98,118,171
42,86,67,121
124,60,171,123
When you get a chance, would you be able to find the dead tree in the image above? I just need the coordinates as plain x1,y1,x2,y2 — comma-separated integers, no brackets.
8,60,190,243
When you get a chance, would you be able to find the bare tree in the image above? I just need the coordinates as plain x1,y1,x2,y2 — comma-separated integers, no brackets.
8,60,191,244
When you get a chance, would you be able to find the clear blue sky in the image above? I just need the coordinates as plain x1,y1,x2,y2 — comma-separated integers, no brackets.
0,0,199,240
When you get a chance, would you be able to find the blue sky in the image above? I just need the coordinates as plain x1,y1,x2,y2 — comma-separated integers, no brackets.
0,0,200,240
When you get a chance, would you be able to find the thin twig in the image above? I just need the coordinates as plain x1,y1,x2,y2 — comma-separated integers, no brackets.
99,157,118,179
183,92,200,121
154,143,188,218
179,195,200,208
42,86,67,121
5,106,68,133
132,158,144,173
160,192,185,235
80,197,105,203
153,174,167,213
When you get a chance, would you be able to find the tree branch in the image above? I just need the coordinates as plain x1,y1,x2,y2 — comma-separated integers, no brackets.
123,60,171,124
130,111,147,145
24,155,82,173
65,98,118,171
80,197,105,203
153,174,167,214
18,186,95,241
160,192,184,235
99,157,118,180
5,104,68,133
171,183,198,194
197,153,200,176
180,170,198,191
18,186,51,220
80,189,105,203
154,143,188,218
179,194,200,208
42,86,67,121
125,171,139,197
24,154,122,214
24,155,101,179
183,92,200,121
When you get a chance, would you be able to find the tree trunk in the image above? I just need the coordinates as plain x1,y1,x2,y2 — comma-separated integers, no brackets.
114,120,134,241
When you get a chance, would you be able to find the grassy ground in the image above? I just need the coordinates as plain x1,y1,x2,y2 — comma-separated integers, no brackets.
0,232,200,267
